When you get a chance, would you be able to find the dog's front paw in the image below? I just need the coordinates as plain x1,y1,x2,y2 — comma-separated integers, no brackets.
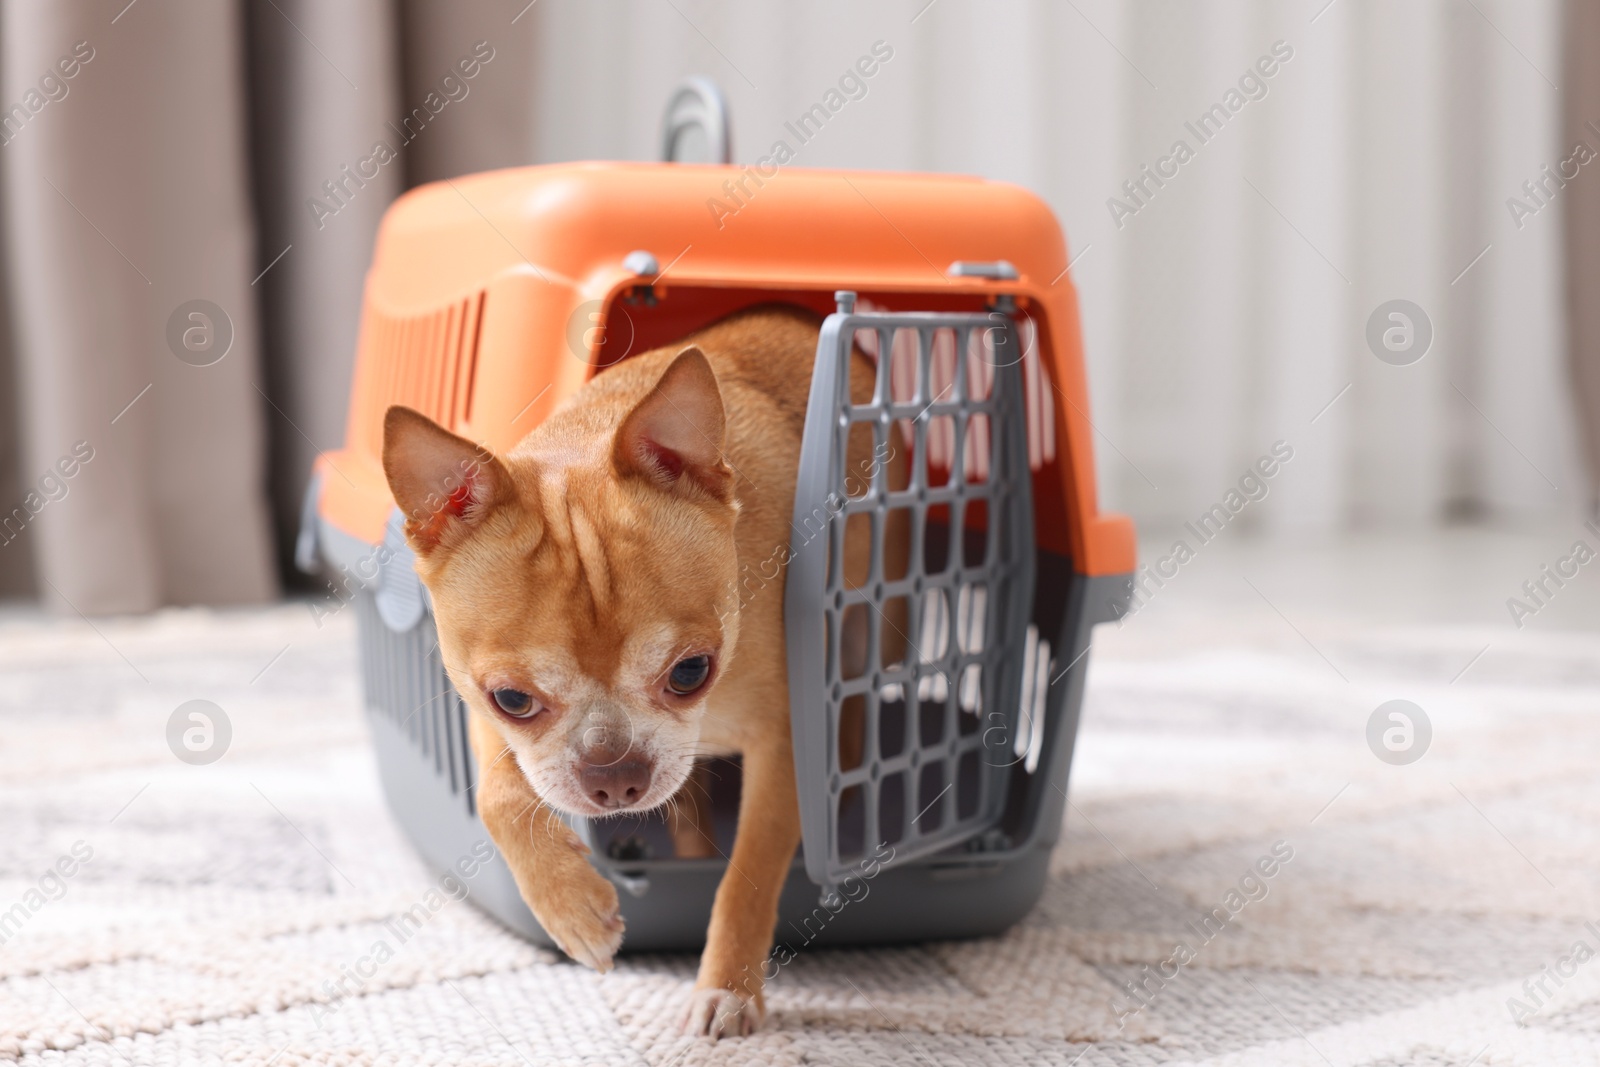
530,861,624,972
682,987,762,1039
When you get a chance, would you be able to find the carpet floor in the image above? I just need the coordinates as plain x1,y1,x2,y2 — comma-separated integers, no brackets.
3,570,1599,1065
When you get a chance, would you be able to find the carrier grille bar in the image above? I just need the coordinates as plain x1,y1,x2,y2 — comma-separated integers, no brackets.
786,294,1037,888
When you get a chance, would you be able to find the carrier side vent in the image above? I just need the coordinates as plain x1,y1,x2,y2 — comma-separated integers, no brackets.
356,591,478,816
354,290,487,457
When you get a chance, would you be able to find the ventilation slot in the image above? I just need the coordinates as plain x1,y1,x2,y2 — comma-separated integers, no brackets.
355,591,477,815
354,291,486,458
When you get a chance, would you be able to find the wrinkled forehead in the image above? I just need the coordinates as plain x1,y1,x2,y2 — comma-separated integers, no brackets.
438,576,710,692
526,619,698,690
429,496,730,683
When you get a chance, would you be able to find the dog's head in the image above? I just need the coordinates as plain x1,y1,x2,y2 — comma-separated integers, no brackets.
380,348,740,817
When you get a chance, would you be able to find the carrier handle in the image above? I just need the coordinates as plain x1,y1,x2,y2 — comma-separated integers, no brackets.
661,77,731,164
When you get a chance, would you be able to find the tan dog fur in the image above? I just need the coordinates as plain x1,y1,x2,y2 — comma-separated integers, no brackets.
382,305,902,1038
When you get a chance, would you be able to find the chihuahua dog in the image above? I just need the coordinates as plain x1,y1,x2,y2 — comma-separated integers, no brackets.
382,305,898,1038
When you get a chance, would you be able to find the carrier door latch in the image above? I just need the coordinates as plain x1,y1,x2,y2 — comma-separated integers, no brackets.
947,260,1018,280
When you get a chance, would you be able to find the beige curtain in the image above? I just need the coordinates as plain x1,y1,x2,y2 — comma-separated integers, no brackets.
247,0,405,576
1566,0,1600,511
0,0,538,613
1,0,276,612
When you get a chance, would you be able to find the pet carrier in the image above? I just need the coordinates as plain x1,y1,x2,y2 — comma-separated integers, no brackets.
300,86,1135,951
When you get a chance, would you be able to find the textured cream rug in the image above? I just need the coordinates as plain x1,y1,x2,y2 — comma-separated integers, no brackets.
3,593,1599,1066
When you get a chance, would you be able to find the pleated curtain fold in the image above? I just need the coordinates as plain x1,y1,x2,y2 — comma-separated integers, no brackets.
0,0,537,612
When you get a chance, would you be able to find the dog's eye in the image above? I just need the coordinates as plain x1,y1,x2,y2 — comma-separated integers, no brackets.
667,656,711,695
491,688,540,718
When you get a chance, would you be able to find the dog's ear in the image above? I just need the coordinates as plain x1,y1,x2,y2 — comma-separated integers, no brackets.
383,406,509,555
613,347,732,501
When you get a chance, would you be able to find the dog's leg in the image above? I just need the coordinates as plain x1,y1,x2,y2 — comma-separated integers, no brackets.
468,713,625,970
683,739,801,1038
668,758,718,859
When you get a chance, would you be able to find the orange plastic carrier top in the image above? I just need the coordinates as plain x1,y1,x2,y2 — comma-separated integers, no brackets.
313,161,1135,577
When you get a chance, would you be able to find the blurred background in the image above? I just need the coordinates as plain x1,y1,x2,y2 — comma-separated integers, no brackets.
0,0,1591,620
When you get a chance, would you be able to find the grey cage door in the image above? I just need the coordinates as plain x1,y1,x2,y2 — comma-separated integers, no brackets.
785,292,1037,888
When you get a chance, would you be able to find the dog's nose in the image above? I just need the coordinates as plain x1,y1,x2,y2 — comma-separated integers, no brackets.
580,759,652,809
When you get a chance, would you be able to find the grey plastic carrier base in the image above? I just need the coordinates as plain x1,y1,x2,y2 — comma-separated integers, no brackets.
323,502,1129,952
